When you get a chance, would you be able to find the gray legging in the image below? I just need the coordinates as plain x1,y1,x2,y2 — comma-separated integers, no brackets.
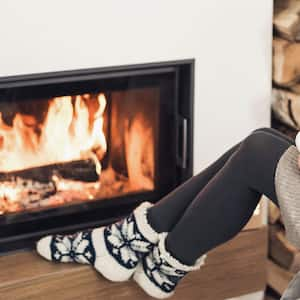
147,127,294,265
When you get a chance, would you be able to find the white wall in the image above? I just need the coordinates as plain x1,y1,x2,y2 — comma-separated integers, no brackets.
0,0,273,173
0,2,272,298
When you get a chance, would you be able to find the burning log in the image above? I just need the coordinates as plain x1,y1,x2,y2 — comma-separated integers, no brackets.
0,159,100,213
0,159,100,183
0,178,57,213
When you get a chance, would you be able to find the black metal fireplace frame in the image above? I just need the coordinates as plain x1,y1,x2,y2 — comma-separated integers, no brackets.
0,60,195,254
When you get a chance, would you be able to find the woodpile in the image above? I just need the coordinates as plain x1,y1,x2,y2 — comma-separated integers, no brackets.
272,89,300,130
267,201,299,296
268,4,300,295
272,0,300,136
273,38,300,86
274,0,300,42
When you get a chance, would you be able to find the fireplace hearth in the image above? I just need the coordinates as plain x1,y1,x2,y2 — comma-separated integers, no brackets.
0,60,194,253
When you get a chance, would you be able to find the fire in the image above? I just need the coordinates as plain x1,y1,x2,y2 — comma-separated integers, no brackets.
0,93,107,172
0,88,156,215
124,113,154,190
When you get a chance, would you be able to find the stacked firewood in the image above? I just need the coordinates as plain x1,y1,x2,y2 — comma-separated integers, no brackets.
272,0,300,138
267,201,299,297
268,1,300,297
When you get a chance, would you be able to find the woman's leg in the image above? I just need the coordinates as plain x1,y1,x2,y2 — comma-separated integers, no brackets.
161,130,293,265
147,127,294,232
133,129,294,298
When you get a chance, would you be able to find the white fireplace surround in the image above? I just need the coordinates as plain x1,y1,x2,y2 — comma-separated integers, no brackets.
0,1,273,299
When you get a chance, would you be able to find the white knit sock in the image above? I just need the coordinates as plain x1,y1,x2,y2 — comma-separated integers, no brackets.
36,201,159,281
133,232,207,298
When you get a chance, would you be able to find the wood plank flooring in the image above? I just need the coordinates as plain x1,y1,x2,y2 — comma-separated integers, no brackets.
0,227,267,300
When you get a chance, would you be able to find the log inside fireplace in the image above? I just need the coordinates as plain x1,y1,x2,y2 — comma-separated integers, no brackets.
0,159,99,183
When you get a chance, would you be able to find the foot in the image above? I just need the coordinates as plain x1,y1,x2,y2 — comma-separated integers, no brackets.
36,201,159,282
133,232,207,299
36,230,96,264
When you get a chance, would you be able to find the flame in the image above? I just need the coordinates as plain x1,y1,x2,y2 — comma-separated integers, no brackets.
0,89,157,215
124,113,154,190
0,93,107,172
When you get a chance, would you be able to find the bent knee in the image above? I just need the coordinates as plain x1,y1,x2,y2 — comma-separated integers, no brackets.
231,131,276,172
239,131,278,157
251,127,280,136
252,127,271,134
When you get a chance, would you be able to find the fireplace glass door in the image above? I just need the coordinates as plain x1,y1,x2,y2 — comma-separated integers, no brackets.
0,61,194,252
0,88,159,215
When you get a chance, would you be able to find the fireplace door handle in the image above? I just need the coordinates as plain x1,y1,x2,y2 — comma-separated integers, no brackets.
177,116,188,169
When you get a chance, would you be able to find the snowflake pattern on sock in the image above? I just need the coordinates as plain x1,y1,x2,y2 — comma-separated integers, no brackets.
141,245,188,293
103,214,154,269
50,230,96,264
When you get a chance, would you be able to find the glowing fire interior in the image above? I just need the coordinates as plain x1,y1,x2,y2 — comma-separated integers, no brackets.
0,94,107,171
0,91,156,214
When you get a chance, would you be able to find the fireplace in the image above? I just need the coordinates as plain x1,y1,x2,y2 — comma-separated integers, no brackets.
0,60,194,253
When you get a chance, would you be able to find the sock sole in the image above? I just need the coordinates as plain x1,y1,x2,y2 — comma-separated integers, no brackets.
133,262,174,299
92,227,136,282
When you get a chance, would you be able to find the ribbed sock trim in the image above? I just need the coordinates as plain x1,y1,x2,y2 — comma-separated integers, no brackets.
159,232,207,272
134,201,160,244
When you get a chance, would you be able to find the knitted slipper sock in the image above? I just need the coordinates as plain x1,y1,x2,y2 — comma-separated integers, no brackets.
36,201,159,282
133,232,207,299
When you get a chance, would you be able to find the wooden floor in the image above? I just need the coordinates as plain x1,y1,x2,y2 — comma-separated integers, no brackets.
0,227,267,300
